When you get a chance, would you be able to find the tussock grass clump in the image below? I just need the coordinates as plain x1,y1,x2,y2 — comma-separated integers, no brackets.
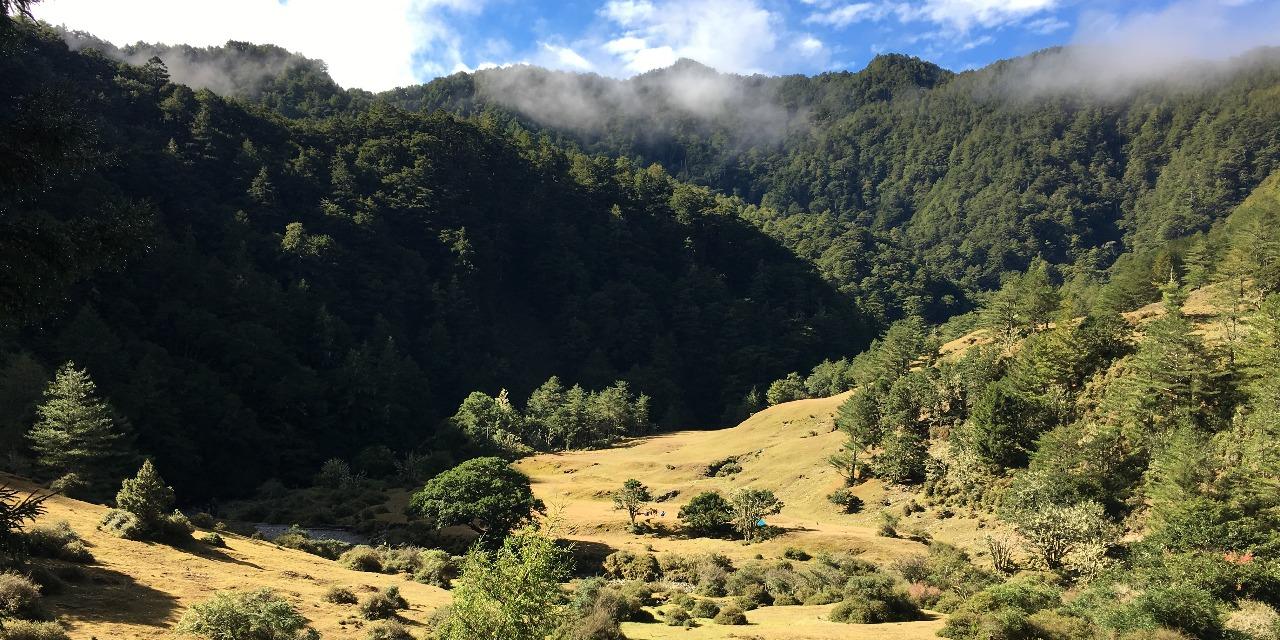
365,620,415,640
0,620,71,640
25,521,92,564
199,532,226,547
322,586,358,605
359,585,408,620
339,545,384,572
0,572,42,619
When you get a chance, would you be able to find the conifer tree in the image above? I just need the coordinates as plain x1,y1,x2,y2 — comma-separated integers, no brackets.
1111,279,1225,434
27,362,132,484
115,459,175,527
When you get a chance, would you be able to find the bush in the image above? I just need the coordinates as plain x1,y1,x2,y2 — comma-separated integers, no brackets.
115,460,175,530
339,545,384,572
831,598,894,623
315,458,355,489
365,620,414,640
664,607,692,626
689,599,720,618
98,508,144,540
411,550,458,588
828,488,864,513
713,605,748,625
678,492,732,537
0,621,70,640
48,473,85,498
782,547,811,561
157,510,195,541
0,571,42,619
601,551,659,581
322,586,358,605
360,586,408,620
200,532,226,547
273,528,350,560
176,588,317,640
1225,600,1280,640
25,522,92,563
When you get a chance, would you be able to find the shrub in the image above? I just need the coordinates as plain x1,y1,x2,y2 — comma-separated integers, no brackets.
157,510,195,541
25,522,92,563
339,545,384,572
664,607,692,626
828,488,864,513
48,473,85,498
1225,600,1280,640
273,528,350,560
0,620,71,640
689,599,720,618
176,588,316,640
200,532,226,547
601,551,659,582
98,508,144,540
315,458,355,489
0,571,42,619
189,512,218,529
365,620,414,640
907,582,944,608
713,605,748,625
831,598,894,623
782,547,811,561
360,586,408,620
678,492,732,537
411,550,458,588
115,460,175,530
322,586,358,605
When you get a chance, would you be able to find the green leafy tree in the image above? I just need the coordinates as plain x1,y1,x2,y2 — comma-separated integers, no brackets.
1012,501,1115,571
765,372,808,406
26,362,132,485
678,491,732,537
410,457,544,543
611,479,651,527
436,525,570,640
728,488,783,542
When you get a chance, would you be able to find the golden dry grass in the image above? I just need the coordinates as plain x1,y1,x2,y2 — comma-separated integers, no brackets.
3,474,449,640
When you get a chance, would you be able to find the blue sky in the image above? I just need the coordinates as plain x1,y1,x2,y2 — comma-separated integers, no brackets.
33,0,1280,91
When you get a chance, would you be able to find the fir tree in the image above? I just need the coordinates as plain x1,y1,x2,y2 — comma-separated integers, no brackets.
115,459,175,528
27,362,132,484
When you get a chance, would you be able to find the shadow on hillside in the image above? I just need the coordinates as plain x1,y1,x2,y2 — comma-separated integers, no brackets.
563,538,616,577
46,565,181,628
176,539,263,570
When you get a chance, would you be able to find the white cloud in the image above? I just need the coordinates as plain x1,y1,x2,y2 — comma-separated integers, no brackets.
796,35,826,56
33,0,486,90
804,2,883,28
908,0,1058,31
596,0,781,74
541,42,595,70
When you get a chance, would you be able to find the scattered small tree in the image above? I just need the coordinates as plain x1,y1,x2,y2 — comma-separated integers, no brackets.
435,525,571,640
1013,501,1115,571
410,457,544,544
729,488,783,543
612,479,651,528
103,460,192,541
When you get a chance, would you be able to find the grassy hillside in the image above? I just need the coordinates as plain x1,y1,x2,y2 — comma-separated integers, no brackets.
2,474,449,640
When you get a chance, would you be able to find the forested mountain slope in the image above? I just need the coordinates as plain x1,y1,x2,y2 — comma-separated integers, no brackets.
401,49,1280,322
0,22,864,498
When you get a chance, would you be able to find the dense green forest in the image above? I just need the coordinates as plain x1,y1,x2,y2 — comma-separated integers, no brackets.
3,11,1280,499
0,21,863,498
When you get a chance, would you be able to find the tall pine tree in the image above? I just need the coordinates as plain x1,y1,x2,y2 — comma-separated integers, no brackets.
27,362,132,485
